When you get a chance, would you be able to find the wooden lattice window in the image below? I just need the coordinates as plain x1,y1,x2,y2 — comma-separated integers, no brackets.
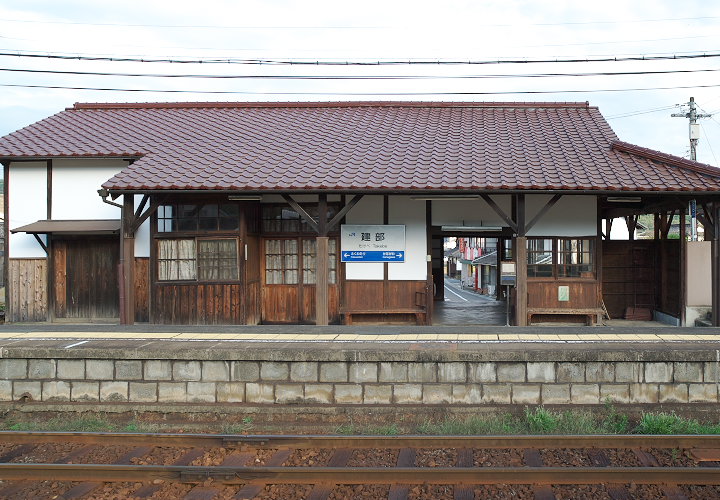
197,239,239,280
527,238,554,278
261,204,339,234
557,238,594,278
158,239,197,280
302,239,337,284
265,239,299,284
157,203,239,232
158,238,239,281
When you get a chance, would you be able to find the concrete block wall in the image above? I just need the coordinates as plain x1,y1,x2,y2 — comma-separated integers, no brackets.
0,346,718,406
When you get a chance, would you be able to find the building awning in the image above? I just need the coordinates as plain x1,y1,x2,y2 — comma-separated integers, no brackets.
11,219,121,235
472,251,498,266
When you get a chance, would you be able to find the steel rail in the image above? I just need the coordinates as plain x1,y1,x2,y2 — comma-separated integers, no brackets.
0,464,718,485
1,431,720,450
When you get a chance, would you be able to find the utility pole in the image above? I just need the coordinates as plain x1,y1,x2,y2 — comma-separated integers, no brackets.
672,97,711,240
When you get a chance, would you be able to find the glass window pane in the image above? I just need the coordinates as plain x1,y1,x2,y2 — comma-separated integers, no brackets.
198,239,238,281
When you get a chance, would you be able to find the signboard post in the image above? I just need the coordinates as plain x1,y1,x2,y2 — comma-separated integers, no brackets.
500,262,517,327
340,225,406,263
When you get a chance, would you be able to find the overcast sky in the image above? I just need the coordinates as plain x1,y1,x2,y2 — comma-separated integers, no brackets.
1,0,720,165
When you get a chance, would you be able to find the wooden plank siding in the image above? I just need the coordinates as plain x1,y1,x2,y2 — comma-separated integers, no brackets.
342,280,428,324
527,281,600,309
244,234,261,325
601,240,680,319
7,258,47,322
134,257,150,323
152,283,244,324
54,237,119,320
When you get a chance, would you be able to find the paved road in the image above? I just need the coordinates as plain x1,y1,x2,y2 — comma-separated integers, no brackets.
435,277,507,326
443,277,495,303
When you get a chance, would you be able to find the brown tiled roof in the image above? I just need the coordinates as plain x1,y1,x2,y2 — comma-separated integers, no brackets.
1,101,719,193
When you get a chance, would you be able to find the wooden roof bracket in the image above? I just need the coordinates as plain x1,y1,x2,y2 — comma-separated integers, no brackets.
282,194,320,233
524,194,562,234
32,234,48,255
480,194,518,233
326,195,363,233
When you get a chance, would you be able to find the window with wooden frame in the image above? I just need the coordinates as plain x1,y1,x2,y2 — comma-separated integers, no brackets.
527,238,554,277
265,238,337,285
261,204,339,234
557,238,594,278
157,203,239,233
527,237,595,279
157,238,239,282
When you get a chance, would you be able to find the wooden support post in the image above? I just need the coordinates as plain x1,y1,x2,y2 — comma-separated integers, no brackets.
680,206,686,327
516,236,528,326
713,204,720,326
515,194,527,326
315,194,329,326
121,195,135,325
425,200,433,325
316,236,329,326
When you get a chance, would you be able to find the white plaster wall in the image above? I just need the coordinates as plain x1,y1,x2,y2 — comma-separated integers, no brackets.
344,195,384,280
8,163,47,258
388,197,427,280
525,195,597,237
51,159,126,219
686,241,711,306
431,196,511,227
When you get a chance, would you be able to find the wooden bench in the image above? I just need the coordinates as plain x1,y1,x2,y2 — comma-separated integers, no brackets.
527,308,603,326
340,307,426,325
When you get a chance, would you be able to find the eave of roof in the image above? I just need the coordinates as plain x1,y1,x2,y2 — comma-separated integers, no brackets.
11,219,121,235
2,101,719,194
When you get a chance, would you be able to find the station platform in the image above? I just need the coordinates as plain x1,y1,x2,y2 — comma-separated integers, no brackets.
0,324,718,415
0,323,716,344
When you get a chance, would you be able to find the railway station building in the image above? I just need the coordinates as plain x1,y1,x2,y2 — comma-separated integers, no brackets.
2,101,720,327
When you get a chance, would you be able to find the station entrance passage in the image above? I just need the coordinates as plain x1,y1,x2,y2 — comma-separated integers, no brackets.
432,235,507,326
434,277,506,325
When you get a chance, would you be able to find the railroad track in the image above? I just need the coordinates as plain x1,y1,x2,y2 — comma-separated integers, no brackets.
0,432,718,499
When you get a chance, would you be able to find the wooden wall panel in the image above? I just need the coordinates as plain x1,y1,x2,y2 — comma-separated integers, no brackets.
343,281,384,310
134,258,149,323
300,285,340,324
262,285,299,323
245,282,261,325
63,238,119,319
386,281,426,309
53,241,67,318
527,280,599,309
601,240,673,319
152,283,244,324
8,258,47,322
245,235,261,324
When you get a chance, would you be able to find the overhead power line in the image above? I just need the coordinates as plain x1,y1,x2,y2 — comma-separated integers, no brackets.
4,66,720,81
606,105,678,119
2,15,718,29
2,49,720,66
3,81,720,96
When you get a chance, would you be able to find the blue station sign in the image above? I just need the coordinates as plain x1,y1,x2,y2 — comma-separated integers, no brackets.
340,225,406,263
342,250,405,262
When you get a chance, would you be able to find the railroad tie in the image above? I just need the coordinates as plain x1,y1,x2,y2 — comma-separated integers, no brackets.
0,444,36,463
632,449,688,500
388,447,416,500
183,452,254,500
586,449,631,500
61,446,155,500
522,449,556,500
233,448,293,499
306,448,353,500
453,448,474,500
133,448,209,498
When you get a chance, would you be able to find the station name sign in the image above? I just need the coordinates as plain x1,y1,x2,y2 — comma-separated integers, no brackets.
340,225,406,262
